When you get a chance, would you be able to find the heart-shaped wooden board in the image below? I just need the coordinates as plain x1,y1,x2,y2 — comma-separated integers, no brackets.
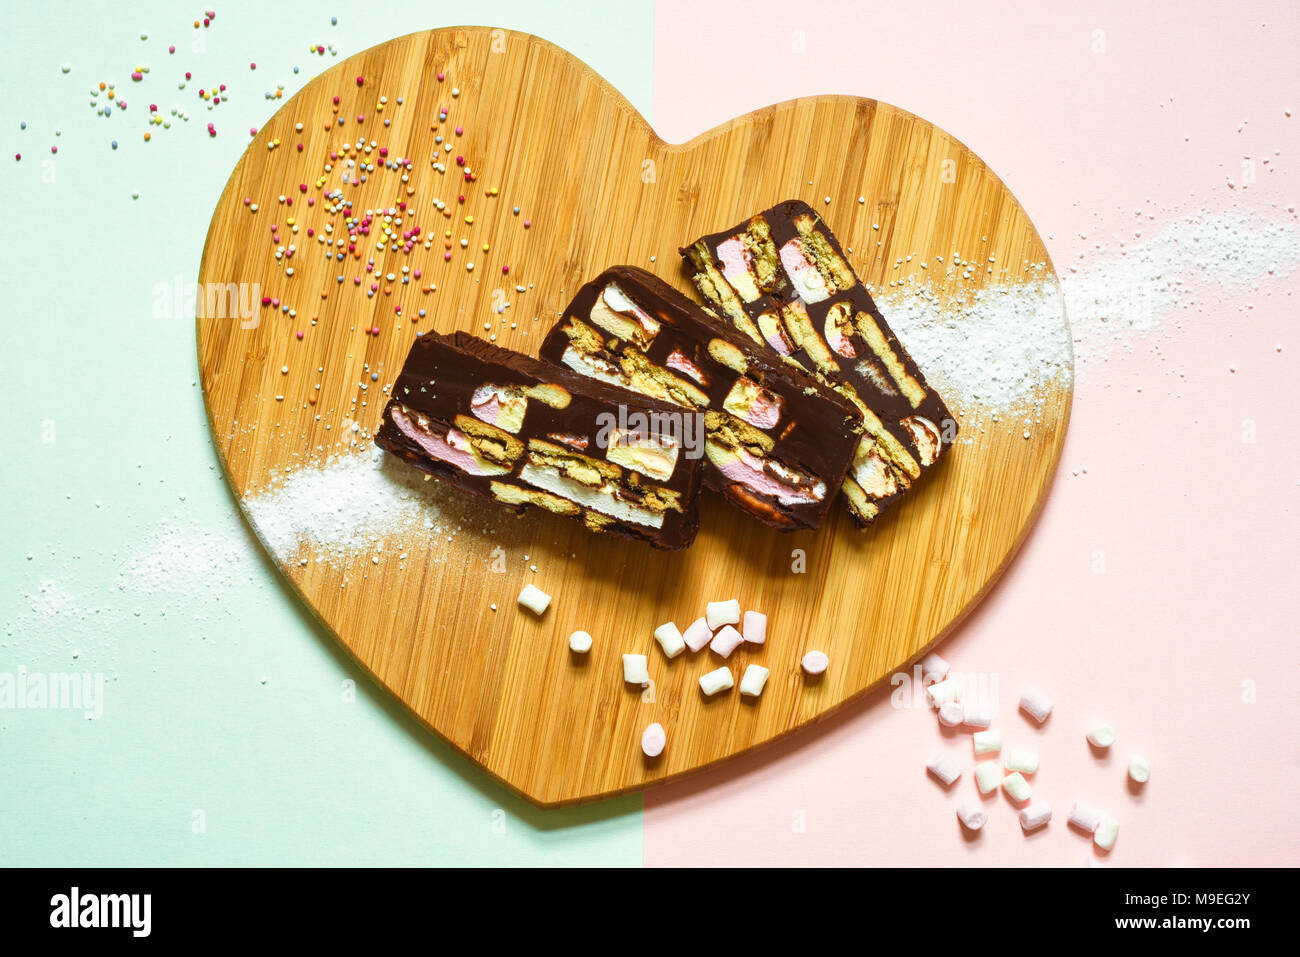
198,27,1071,805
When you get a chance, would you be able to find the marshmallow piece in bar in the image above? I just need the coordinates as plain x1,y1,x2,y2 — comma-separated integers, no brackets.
938,701,964,728
1128,755,1150,784
710,624,745,658
962,699,994,728
653,622,685,659
926,753,962,787
926,677,962,707
622,654,650,687
1002,772,1032,803
705,598,740,630
1005,749,1040,774
801,650,829,676
568,630,593,653
739,664,770,698
956,802,988,832
1019,801,1052,832
1087,724,1116,749
920,652,950,683
1068,801,1103,834
1094,814,1119,851
972,729,1002,755
641,722,666,758
517,583,552,615
699,666,734,696
974,761,1001,795
682,617,713,653
1019,687,1053,723
742,610,767,645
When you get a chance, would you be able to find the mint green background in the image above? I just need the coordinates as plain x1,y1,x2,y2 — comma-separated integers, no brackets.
0,0,650,866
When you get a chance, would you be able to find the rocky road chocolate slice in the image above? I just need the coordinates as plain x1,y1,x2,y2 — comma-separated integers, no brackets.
540,266,861,532
681,199,958,525
375,330,704,549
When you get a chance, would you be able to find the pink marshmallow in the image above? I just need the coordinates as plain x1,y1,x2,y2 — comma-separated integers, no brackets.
682,617,713,653
742,610,767,644
710,624,745,658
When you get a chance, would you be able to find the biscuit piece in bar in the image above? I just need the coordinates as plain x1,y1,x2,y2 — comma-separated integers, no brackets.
375,331,704,549
681,199,957,525
540,266,861,531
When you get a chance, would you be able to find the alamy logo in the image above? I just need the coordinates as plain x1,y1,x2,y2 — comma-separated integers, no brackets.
49,887,151,937
0,666,105,719
594,406,706,460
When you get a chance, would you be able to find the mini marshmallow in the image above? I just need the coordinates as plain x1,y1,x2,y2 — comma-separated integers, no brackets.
801,650,829,675
1087,724,1116,749
920,651,950,683
739,664,770,697
653,622,685,659
1018,687,1053,723
1005,748,1040,774
962,698,994,728
682,616,713,653
1019,800,1052,832
641,722,666,758
927,753,962,787
1094,814,1119,850
1068,800,1103,834
974,761,1001,795
972,729,1002,755
568,630,592,653
710,624,745,658
938,701,965,727
1002,771,1032,803
705,598,740,630
698,666,734,696
622,654,649,687
742,610,767,644
516,583,551,615
926,677,962,707
1128,755,1150,784
956,802,987,831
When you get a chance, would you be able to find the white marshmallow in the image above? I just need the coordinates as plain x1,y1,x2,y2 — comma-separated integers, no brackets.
641,722,666,758
1087,724,1116,749
938,701,965,727
710,624,745,658
516,583,551,615
801,650,829,675
926,677,962,707
926,753,962,786
1094,814,1119,850
1068,800,1103,834
962,698,994,728
1005,749,1039,774
1128,755,1150,784
698,666,734,696
956,802,987,831
705,598,740,630
568,630,592,653
1002,771,1032,803
622,653,650,686
920,651,950,682
972,729,1002,755
653,622,685,659
682,616,713,653
739,664,770,697
742,610,767,644
1019,801,1052,831
975,761,1001,794
1018,687,1053,723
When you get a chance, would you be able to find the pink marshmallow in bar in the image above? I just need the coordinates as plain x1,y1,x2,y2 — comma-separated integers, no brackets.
682,616,713,653
710,624,745,658
742,610,767,645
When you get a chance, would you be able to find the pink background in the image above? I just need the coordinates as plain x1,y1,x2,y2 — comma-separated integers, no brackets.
645,0,1299,865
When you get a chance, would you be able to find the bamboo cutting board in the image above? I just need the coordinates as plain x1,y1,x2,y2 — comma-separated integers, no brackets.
197,27,1071,805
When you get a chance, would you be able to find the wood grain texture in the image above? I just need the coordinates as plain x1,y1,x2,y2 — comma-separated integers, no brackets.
197,27,1071,806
